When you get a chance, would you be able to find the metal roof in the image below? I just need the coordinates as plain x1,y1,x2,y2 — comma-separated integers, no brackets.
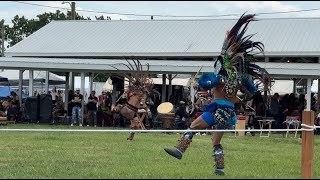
6,18,320,57
0,57,214,74
0,57,318,78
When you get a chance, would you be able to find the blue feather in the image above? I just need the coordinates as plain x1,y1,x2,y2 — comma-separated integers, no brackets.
242,76,257,94
198,73,219,90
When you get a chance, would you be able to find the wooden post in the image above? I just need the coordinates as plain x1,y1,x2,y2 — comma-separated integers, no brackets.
301,110,314,179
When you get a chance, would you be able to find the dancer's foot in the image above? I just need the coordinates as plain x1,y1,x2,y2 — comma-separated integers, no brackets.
215,169,225,176
164,148,183,159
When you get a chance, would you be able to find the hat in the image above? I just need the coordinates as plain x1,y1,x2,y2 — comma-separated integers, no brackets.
179,101,185,104
76,88,80,91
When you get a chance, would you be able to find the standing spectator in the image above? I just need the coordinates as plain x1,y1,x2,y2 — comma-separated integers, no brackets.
51,87,58,105
252,91,265,116
270,93,282,128
71,88,83,127
87,90,98,127
104,92,113,109
57,90,64,103
297,94,306,117
98,91,105,109
68,90,74,117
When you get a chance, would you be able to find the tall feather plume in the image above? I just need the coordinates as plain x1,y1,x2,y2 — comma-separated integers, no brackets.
109,57,154,93
217,12,271,93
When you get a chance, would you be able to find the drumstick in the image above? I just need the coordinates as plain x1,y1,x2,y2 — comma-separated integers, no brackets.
236,96,255,111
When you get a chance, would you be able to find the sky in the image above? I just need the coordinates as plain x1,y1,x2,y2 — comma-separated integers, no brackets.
1,1,320,25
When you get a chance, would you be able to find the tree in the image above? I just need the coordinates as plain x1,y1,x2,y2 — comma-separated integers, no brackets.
5,10,91,48
95,15,111,20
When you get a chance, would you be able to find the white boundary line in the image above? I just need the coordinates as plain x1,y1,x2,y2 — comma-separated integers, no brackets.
0,128,314,132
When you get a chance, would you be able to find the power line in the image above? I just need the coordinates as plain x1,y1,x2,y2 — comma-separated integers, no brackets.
11,1,320,18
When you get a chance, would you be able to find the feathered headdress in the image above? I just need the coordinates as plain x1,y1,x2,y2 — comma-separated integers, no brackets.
201,13,271,96
110,58,155,97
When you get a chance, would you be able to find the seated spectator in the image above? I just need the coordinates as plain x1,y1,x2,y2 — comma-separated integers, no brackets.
0,101,7,117
52,101,67,124
3,99,16,122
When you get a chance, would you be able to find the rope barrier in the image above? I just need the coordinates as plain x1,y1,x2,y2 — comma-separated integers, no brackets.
0,128,315,132
301,124,317,130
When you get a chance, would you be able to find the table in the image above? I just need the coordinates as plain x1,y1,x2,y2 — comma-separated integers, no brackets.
257,119,275,137
284,116,300,138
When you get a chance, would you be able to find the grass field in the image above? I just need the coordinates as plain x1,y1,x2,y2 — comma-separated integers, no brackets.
0,124,319,179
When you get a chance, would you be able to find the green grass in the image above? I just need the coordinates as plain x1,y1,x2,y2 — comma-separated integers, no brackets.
0,124,319,179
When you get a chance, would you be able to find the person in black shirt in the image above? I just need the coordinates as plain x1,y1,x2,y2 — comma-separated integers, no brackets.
71,88,83,126
87,90,98,127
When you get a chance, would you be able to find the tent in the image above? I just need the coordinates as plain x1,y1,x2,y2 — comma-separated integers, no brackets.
0,76,9,86
0,70,65,86
0,86,28,99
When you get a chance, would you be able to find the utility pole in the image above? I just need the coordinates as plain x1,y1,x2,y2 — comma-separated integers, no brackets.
63,1,76,90
71,2,76,20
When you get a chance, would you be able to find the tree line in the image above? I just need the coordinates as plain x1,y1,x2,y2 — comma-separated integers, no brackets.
0,10,112,81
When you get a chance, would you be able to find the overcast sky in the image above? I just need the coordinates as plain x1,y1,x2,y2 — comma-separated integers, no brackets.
1,1,320,25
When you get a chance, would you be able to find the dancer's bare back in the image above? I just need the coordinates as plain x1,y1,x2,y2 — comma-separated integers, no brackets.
213,83,238,104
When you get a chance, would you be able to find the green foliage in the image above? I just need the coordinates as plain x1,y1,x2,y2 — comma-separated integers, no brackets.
4,10,91,48
0,124,320,178
95,15,111,20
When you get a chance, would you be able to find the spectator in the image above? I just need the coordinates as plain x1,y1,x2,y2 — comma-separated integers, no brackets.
71,88,83,127
297,94,306,117
270,93,282,128
98,91,105,109
10,91,20,121
87,90,98,127
252,91,265,116
52,101,67,124
51,87,58,105
68,90,74,117
104,91,113,110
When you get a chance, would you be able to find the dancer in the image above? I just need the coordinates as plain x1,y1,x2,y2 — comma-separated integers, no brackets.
164,13,271,176
111,59,158,141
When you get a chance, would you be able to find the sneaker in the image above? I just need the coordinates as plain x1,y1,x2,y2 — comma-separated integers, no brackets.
164,148,183,159
94,125,97,127
215,169,225,176
79,124,82,127
71,124,74,127
87,125,89,127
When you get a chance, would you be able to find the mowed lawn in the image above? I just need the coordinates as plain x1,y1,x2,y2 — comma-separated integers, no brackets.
0,124,319,179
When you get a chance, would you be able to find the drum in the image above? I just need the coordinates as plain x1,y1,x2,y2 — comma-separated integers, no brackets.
157,102,174,129
157,102,174,114
160,113,175,129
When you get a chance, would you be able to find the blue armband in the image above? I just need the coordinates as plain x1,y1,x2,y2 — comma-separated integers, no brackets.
198,73,220,90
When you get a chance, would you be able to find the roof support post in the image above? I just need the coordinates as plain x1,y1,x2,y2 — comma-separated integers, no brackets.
69,72,74,91
168,74,172,101
80,72,85,125
89,72,93,94
18,70,24,107
306,78,312,111
64,72,70,111
28,70,33,97
45,71,49,94
293,78,297,94
190,74,195,105
161,74,166,103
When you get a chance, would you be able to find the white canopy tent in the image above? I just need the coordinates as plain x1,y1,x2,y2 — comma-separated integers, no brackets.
0,70,65,86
